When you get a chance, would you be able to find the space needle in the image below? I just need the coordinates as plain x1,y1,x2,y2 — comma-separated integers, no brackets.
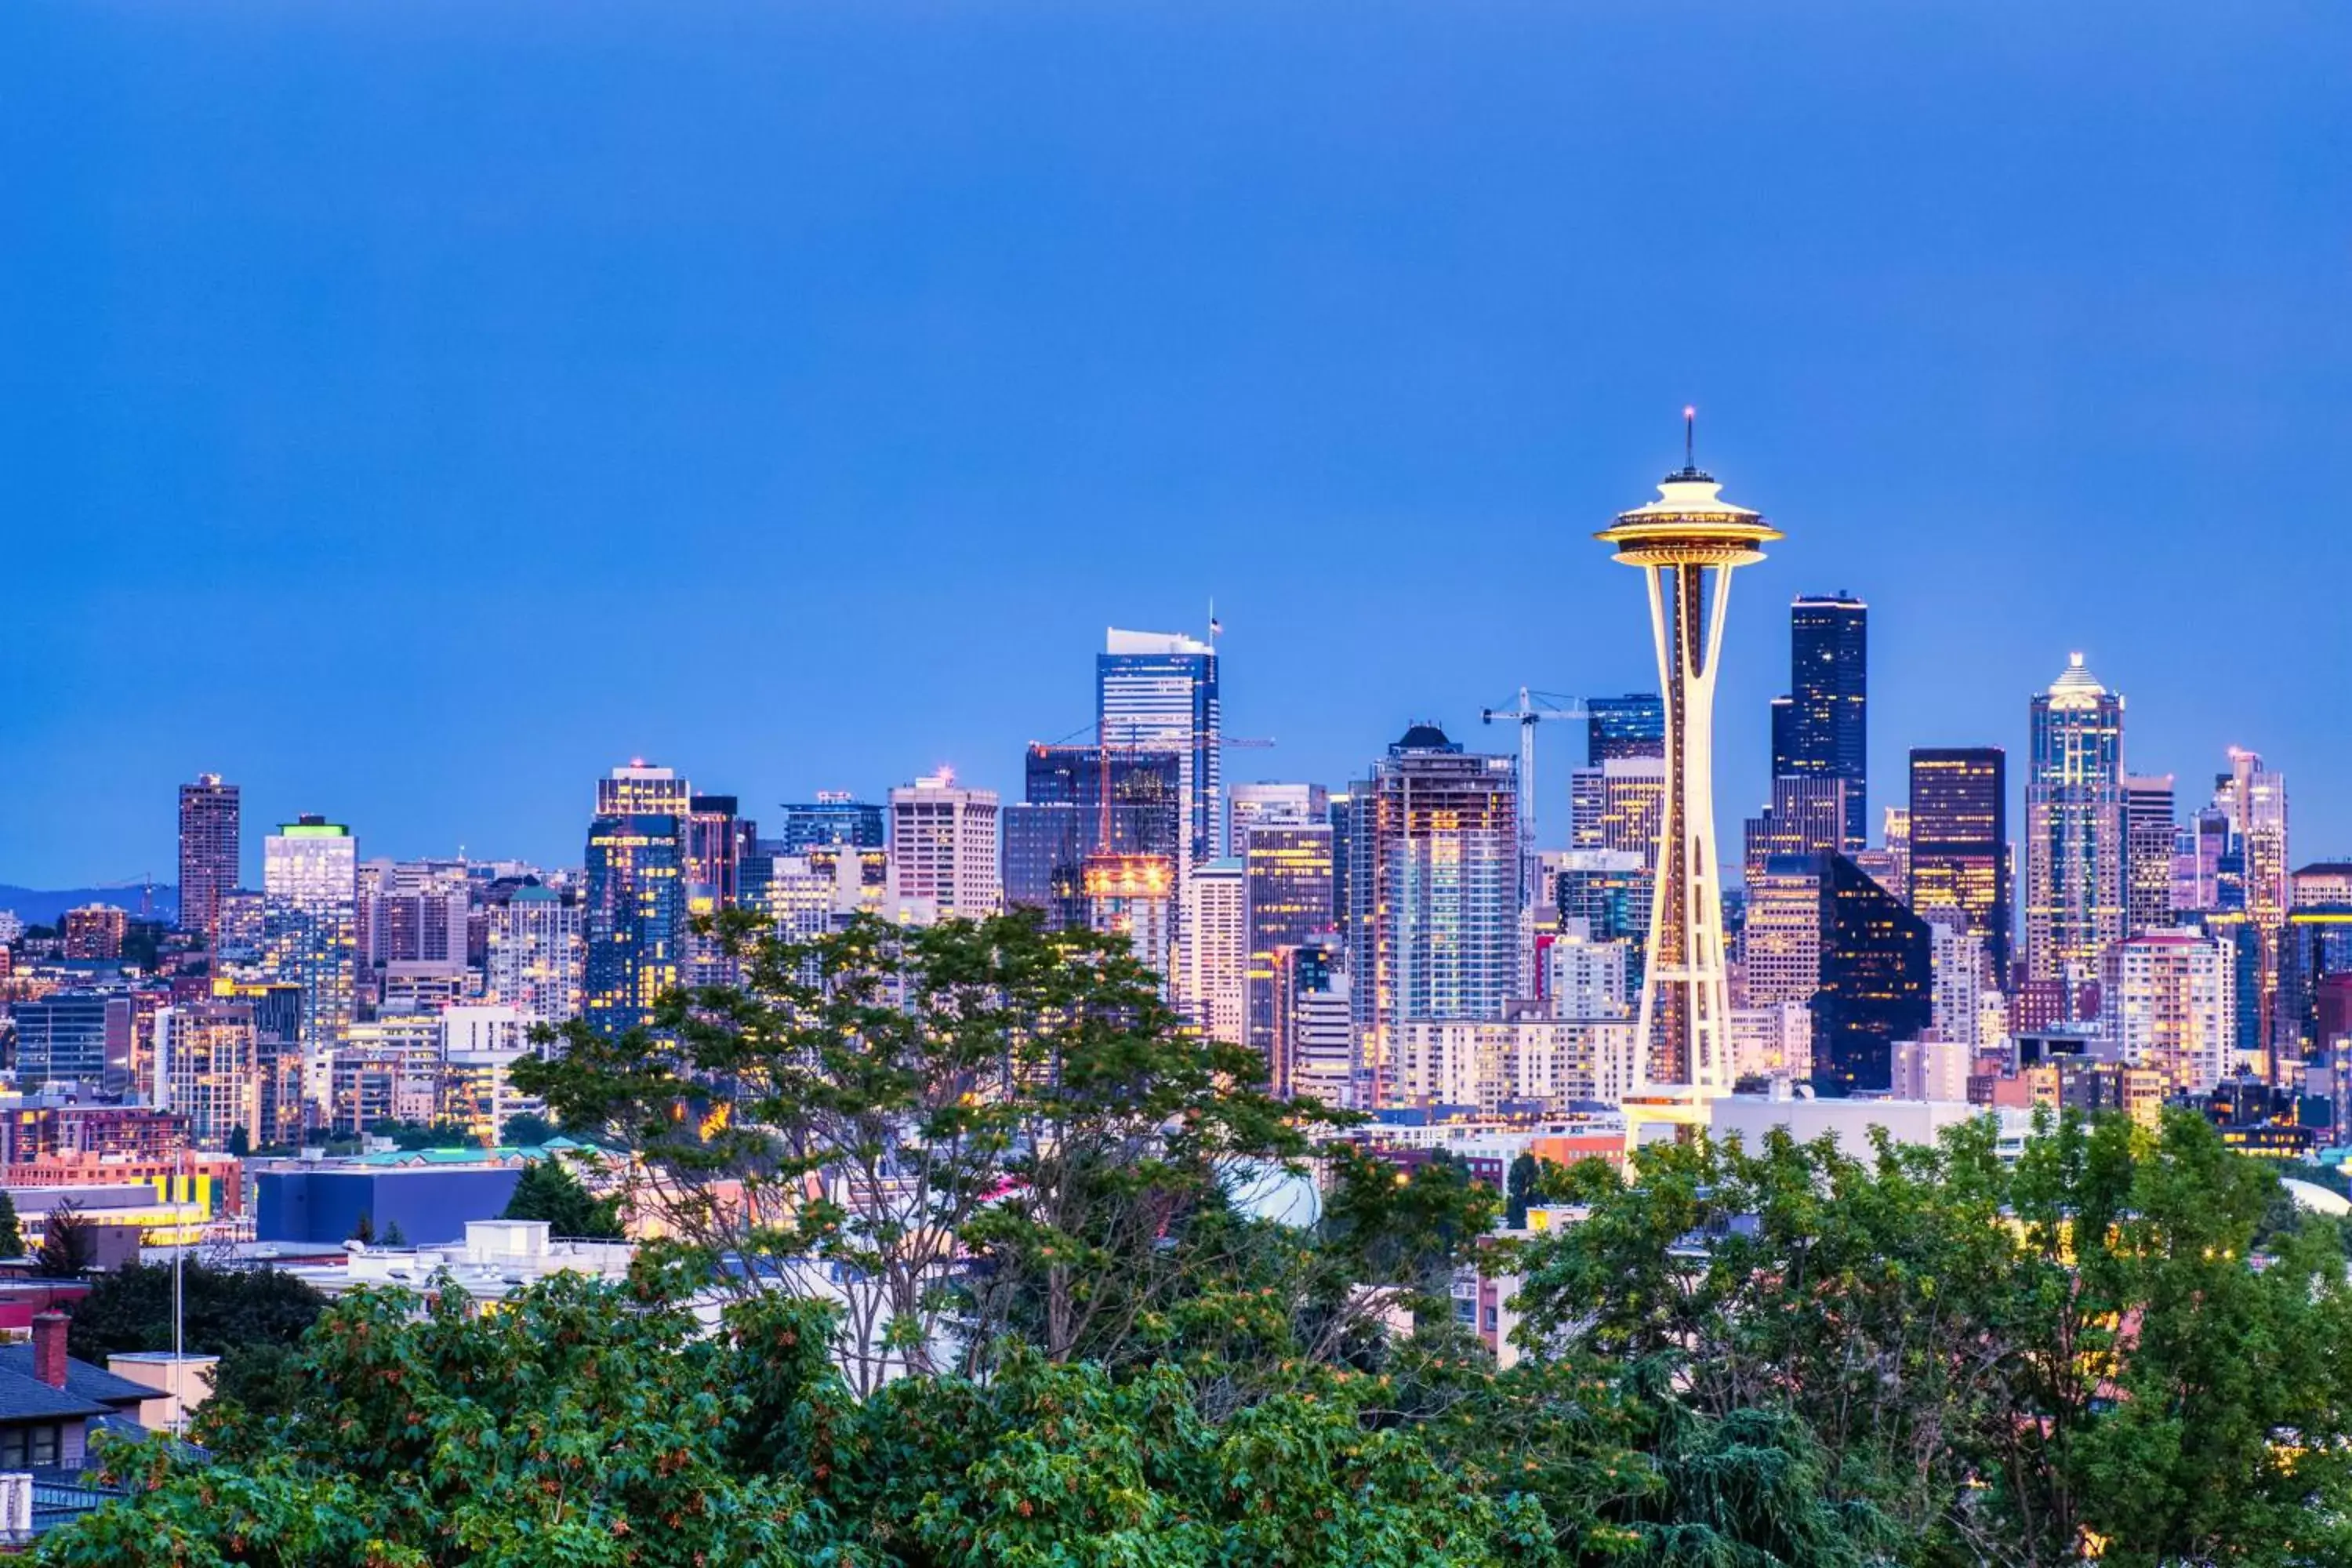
1596,412,1780,1099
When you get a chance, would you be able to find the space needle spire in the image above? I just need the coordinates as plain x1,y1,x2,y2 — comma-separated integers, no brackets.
1595,413,1780,1097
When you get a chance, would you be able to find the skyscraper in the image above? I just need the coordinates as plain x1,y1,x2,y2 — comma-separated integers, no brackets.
1098,628,1220,874
1181,858,1247,1042
888,771,1001,921
2221,748,2290,1072
1776,593,1868,850
177,775,241,942
583,810,684,1037
262,815,360,1119
2122,775,2177,938
1812,855,1932,1096
1585,694,1665,764
2023,655,2125,987
1740,775,1849,884
1352,724,1520,1107
1227,782,1330,851
1568,758,1667,864
1242,819,1335,1063
485,884,586,1027
1595,430,1779,1094
1907,747,2010,987
2102,931,2237,1094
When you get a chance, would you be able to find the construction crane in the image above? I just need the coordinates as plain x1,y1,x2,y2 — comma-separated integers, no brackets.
1481,688,1586,906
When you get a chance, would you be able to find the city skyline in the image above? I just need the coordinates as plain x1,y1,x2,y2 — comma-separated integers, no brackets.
7,5,2350,886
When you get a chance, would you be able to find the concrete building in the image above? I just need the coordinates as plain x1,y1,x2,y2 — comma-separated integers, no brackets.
888,771,1000,921
1390,1018,1639,1113
1179,858,1247,1042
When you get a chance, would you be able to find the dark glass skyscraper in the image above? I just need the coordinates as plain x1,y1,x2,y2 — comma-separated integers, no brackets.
1003,746,1184,929
1584,694,1664,764
1907,747,2011,987
583,812,684,1037
1243,822,1335,1063
1777,593,1867,850
1813,854,1931,1096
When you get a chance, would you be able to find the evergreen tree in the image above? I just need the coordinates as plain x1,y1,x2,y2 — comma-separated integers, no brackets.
500,1156,623,1240
33,1199,93,1277
0,1190,22,1258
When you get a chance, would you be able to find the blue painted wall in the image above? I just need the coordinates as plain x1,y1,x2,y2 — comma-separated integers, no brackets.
256,1168,523,1245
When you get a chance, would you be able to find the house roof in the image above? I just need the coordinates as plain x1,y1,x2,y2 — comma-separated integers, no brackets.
0,1368,109,1423
0,1345,160,1409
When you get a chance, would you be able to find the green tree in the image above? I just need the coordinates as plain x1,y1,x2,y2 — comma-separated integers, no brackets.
65,1262,328,1429
0,1189,22,1258
502,1156,624,1240
500,1110,557,1147
517,909,1340,1393
225,1124,252,1158
34,1199,93,1277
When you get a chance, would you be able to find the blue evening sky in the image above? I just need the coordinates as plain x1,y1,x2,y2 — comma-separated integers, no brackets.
3,2,2347,889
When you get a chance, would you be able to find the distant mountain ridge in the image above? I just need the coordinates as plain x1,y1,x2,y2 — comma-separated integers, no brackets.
0,884,180,926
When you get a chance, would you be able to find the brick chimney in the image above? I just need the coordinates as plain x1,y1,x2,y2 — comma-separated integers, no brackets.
30,1310,68,1389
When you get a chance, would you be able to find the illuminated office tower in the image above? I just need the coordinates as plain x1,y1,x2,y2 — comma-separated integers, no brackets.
1740,775,1849,884
1098,628,1220,874
583,811,684,1037
1180,858,1247,1041
888,771,1001,921
1880,806,1911,900
1773,593,1868,850
485,884,586,1026
1594,427,1779,1093
1351,724,1520,1106
177,775,241,942
1739,856,1823,1008
1908,748,2010,986
2022,655,2125,986
1585,694,1665,764
1243,820,1335,1062
2122,775,2177,937
774,793,886,851
261,816,359,1119
598,761,691,818
1228,782,1329,851
2102,931,2237,1094
1812,855,1932,1095
1568,758,1667,864
2273,902,2352,1065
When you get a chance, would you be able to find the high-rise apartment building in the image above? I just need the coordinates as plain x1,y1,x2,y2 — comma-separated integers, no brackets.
888,771,1001,921
6,992,132,1088
154,1001,262,1151
2122,775,2177,938
1811,855,1932,1096
1921,906,1984,1050
2022,655,2125,986
1908,748,2010,988
485,884,586,1026
1584,694,1665,764
2102,931,2237,1094
1775,594,1868,850
61,905,128,962
1098,629,1221,874
1242,820,1335,1063
1180,858,1247,1043
1351,724,1520,1106
177,775,241,942
1880,806,1911,900
1595,440,1779,1093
